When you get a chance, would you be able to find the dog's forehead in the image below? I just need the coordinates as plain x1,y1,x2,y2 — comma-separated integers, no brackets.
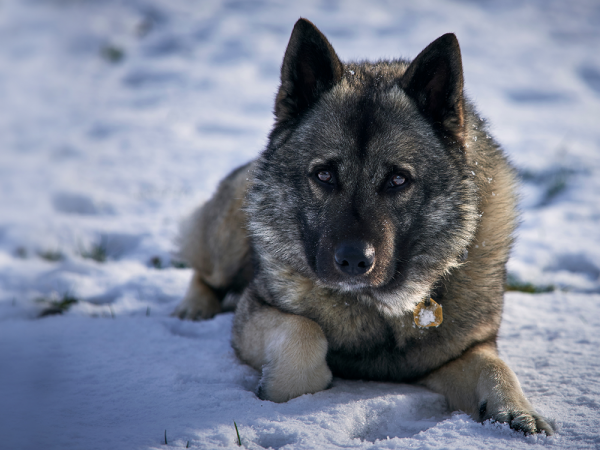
301,79,444,172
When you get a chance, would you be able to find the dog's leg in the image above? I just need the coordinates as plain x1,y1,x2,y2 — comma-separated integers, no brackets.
232,296,332,403
172,271,221,320
420,341,553,435
172,162,254,320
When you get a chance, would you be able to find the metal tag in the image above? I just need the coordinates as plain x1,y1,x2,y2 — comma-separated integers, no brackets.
414,298,443,328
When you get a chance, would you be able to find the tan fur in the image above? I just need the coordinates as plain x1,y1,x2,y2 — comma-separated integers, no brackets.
173,162,254,320
233,295,332,403
172,271,222,320
420,342,553,435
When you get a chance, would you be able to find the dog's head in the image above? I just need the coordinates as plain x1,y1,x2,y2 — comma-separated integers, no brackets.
247,19,479,311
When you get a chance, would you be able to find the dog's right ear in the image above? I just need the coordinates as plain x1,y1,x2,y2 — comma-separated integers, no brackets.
275,18,343,123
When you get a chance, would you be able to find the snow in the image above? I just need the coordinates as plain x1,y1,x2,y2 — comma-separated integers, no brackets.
418,308,435,327
1,0,599,448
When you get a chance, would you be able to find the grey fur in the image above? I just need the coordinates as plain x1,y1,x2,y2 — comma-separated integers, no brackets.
173,18,553,435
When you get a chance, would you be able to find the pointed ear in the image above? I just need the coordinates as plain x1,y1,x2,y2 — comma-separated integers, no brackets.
275,18,343,123
401,33,465,143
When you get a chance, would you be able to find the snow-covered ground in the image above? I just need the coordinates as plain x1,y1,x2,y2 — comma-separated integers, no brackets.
1,1,599,448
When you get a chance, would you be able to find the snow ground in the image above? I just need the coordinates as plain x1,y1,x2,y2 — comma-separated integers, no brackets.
0,0,599,448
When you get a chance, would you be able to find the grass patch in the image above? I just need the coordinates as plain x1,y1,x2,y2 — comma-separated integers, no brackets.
505,274,554,294
543,176,568,204
37,249,64,262
80,238,108,263
37,292,79,317
171,260,190,269
149,256,163,269
100,44,125,63
519,166,575,207
149,256,190,270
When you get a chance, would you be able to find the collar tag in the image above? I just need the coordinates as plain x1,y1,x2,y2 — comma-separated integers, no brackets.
414,298,443,328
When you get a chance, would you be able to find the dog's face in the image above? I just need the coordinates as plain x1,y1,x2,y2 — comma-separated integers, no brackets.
295,85,462,291
247,20,479,307
258,81,471,292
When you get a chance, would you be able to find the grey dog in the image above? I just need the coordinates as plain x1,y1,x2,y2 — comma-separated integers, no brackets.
173,18,553,435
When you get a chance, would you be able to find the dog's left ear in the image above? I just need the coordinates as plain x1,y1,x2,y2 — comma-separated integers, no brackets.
275,18,343,123
402,33,465,144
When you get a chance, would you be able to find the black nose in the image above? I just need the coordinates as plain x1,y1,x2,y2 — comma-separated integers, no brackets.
334,241,375,276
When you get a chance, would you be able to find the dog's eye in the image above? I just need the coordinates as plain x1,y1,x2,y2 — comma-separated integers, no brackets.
317,170,333,183
389,174,406,187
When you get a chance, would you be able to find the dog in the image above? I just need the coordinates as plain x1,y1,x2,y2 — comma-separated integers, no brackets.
173,18,553,435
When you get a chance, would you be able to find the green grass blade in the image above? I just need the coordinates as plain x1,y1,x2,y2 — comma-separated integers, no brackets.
234,421,241,446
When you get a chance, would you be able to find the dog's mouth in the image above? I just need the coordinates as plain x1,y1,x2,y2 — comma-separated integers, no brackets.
313,269,381,292
314,267,391,291
334,279,371,292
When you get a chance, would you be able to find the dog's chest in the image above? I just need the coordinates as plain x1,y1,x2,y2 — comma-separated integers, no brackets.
275,278,445,379
307,297,447,381
308,297,414,351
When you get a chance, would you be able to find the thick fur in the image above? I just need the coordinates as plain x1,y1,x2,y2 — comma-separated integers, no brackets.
173,19,553,435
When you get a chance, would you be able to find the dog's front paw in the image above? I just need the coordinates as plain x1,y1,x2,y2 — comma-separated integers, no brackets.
171,295,220,320
172,272,221,320
232,300,333,403
257,358,332,403
257,316,333,403
479,399,554,435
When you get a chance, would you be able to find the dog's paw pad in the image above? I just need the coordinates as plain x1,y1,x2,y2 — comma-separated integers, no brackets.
487,410,554,436
510,413,537,434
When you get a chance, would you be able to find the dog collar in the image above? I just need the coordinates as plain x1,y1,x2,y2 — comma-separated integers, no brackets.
414,298,443,328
